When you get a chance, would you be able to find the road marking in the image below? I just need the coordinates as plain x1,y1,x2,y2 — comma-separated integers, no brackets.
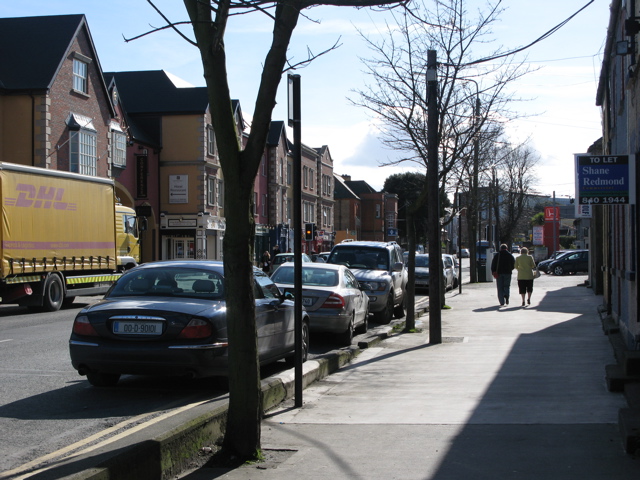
0,339,13,343
0,397,215,479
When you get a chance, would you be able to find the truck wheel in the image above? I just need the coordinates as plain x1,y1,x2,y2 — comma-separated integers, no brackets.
42,274,64,312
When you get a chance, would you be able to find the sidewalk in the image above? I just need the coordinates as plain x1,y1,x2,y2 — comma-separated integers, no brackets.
183,274,640,479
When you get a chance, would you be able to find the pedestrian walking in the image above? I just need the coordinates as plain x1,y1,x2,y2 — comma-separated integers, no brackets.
270,244,281,274
514,246,536,306
261,250,271,274
491,243,515,306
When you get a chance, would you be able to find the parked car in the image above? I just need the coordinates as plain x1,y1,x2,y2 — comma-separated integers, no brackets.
511,244,520,254
271,263,369,345
548,249,589,275
537,250,570,273
69,260,309,387
317,252,331,263
459,248,470,258
270,252,312,275
327,241,407,324
410,253,458,291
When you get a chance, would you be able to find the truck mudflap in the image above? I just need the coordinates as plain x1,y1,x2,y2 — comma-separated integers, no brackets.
1,282,33,302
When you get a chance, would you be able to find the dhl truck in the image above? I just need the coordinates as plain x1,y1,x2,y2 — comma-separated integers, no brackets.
0,162,142,311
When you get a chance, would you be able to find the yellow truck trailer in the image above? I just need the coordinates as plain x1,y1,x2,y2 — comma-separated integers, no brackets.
0,162,141,311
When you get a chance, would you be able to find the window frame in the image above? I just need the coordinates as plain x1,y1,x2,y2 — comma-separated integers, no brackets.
207,176,217,206
206,125,216,157
72,58,89,94
111,130,127,168
70,128,97,176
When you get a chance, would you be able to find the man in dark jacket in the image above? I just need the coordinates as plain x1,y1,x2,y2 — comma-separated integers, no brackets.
491,244,515,306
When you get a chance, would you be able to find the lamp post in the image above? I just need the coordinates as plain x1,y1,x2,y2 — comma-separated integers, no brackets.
426,49,442,345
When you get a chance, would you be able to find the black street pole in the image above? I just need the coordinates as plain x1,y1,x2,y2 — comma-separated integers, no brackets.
427,50,442,345
288,74,303,408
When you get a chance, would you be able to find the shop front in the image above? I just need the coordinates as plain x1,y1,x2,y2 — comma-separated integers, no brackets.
160,212,225,260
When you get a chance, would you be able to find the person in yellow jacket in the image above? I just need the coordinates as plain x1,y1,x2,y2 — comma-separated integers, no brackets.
514,247,537,306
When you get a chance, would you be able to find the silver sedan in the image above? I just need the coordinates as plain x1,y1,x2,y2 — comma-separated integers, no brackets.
271,263,370,346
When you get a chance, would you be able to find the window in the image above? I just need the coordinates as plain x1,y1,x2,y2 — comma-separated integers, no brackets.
309,169,314,190
279,157,284,181
112,130,127,167
262,154,267,176
323,175,332,196
303,166,308,188
207,176,216,206
262,194,268,216
375,204,381,218
287,163,292,185
72,58,88,94
253,192,258,215
217,180,224,207
207,125,216,156
70,129,97,176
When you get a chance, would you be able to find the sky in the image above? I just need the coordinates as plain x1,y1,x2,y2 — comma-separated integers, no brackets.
2,0,609,198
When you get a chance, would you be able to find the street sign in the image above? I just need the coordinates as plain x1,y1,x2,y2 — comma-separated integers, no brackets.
169,175,188,204
544,207,560,221
575,154,635,205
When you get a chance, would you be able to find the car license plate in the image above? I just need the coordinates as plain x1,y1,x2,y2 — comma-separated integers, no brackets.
112,320,163,335
302,297,313,306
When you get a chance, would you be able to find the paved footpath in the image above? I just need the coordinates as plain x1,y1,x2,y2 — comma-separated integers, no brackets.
184,273,640,480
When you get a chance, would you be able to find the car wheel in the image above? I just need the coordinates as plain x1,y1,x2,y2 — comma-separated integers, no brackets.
86,372,120,387
553,265,564,276
375,293,394,324
356,308,369,334
338,315,355,346
393,293,405,319
42,274,64,312
453,277,459,289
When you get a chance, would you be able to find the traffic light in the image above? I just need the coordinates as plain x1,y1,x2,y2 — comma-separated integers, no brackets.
305,223,314,241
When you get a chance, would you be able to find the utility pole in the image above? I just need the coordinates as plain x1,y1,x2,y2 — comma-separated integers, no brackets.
426,50,442,345
469,88,480,284
288,74,303,408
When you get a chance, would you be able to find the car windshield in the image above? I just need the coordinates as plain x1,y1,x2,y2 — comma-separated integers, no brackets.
272,266,339,287
415,255,429,268
329,247,389,270
108,267,224,300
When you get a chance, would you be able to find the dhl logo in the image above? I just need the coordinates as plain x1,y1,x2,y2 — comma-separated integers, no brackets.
5,184,77,211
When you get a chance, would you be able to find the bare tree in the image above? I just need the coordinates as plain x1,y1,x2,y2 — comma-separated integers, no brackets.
130,0,409,462
491,141,540,246
352,0,531,291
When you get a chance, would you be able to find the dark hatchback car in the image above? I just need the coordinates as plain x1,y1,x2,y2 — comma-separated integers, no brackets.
537,250,569,273
69,260,309,387
548,249,589,276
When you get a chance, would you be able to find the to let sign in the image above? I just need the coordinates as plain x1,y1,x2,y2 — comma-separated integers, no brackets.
575,154,635,205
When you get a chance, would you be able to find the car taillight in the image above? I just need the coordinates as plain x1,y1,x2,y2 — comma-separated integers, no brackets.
178,318,213,339
322,293,345,309
72,315,98,336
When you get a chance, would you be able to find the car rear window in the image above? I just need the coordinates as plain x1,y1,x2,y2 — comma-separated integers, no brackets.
272,266,339,287
109,268,224,300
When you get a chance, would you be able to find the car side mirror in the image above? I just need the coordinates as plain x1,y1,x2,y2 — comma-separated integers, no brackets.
392,262,404,272
284,291,295,301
